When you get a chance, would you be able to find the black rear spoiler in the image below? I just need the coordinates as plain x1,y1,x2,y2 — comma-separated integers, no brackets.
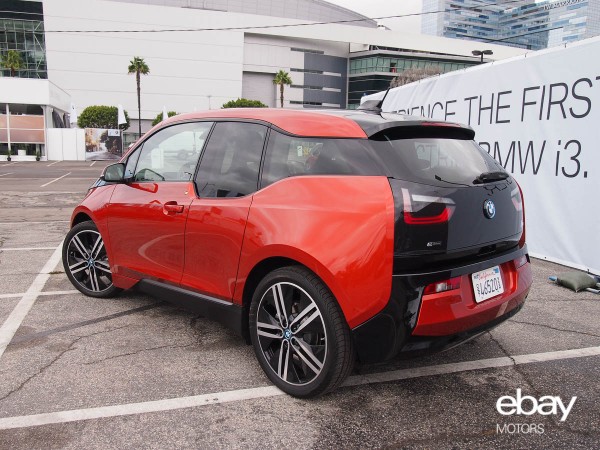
367,121,476,140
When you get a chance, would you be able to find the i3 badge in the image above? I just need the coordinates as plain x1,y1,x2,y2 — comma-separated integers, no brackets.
483,199,496,219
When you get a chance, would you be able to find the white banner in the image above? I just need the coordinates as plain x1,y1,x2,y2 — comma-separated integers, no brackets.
365,37,600,274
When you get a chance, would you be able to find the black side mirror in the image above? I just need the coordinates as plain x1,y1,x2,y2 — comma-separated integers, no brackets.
103,163,125,182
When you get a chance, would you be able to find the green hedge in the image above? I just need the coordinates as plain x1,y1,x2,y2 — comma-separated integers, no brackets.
77,105,130,130
222,98,267,108
152,111,178,126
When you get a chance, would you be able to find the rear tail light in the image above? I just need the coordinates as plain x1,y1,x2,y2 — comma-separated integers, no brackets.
511,187,523,212
512,183,526,248
401,188,455,225
423,276,461,295
514,254,528,268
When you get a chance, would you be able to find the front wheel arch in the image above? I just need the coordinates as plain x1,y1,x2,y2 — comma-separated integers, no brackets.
72,212,93,227
62,220,121,298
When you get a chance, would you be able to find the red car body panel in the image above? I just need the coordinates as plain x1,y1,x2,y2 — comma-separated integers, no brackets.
181,196,252,300
106,181,196,284
413,261,532,336
234,176,395,328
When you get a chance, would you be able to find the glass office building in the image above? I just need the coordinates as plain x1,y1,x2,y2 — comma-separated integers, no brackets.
0,0,47,79
348,48,478,108
422,0,600,50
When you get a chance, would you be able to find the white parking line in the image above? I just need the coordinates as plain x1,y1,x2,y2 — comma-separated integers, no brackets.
0,173,13,177
47,161,60,167
40,172,71,188
0,242,63,361
0,221,70,225
90,161,96,167
4,161,18,166
0,344,598,430
0,247,60,251
0,290,77,300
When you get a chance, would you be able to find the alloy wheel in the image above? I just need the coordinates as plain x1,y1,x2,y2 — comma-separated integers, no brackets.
65,230,113,293
256,282,327,385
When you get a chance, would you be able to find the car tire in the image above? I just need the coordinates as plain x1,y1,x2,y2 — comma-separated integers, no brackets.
249,266,354,398
62,220,122,298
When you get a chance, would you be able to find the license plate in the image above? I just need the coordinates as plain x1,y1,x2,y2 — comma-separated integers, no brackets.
472,266,504,303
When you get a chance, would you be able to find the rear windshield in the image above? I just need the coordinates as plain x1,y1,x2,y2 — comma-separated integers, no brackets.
369,135,502,186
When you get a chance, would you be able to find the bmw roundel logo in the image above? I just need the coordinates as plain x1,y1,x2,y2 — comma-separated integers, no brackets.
483,199,496,219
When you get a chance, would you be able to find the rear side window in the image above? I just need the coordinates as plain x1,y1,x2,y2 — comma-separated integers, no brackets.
195,122,267,198
370,134,501,186
261,130,382,188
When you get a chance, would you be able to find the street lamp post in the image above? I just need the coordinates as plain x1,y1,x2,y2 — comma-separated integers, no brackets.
472,49,494,63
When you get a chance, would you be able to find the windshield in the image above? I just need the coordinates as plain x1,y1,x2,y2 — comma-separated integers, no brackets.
369,136,502,186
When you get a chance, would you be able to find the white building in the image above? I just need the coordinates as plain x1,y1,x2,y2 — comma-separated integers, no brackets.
1,0,527,160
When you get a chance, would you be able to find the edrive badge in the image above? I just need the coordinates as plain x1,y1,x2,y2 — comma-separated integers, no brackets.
483,199,496,219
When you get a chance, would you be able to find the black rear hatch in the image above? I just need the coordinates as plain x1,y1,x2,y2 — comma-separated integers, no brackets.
368,126,524,273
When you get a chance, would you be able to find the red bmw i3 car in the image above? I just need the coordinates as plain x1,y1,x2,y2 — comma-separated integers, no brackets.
63,106,532,397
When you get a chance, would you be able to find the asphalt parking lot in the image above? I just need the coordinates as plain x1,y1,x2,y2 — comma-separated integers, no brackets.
0,160,598,449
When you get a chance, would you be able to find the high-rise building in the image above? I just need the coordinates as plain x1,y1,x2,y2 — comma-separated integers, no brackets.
422,0,600,50
0,0,47,79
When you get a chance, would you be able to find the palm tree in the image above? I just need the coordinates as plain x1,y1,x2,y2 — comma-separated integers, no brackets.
273,70,293,108
1,50,23,77
127,56,150,136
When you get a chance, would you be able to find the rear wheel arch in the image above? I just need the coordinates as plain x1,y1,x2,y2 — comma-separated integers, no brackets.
247,265,355,397
241,257,299,342
241,256,342,341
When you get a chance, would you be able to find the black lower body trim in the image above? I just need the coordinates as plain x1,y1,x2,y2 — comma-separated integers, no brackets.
351,245,529,364
399,302,524,357
137,279,243,337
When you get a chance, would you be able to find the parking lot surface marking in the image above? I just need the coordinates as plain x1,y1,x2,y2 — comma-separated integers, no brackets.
0,290,78,300
0,247,61,252
0,221,69,226
40,173,71,188
0,173,13,177
0,243,63,361
344,345,600,386
46,161,60,167
0,344,598,430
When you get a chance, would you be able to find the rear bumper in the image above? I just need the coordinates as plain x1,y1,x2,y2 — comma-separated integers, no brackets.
351,245,532,364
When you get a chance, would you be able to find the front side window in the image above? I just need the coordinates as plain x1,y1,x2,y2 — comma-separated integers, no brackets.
132,122,213,182
261,130,382,188
195,122,267,198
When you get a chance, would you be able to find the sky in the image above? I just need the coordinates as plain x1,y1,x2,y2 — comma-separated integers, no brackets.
325,0,424,33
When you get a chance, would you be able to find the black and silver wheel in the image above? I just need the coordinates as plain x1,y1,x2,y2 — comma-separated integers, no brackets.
249,266,354,397
62,220,121,298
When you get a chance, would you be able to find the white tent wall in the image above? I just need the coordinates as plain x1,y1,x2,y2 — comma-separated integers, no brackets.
46,129,86,161
363,37,600,274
